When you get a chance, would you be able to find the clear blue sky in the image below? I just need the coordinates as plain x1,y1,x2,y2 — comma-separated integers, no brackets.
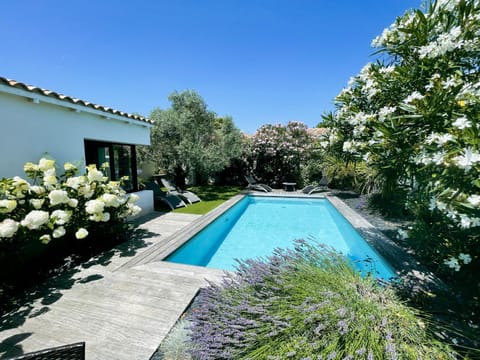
0,0,420,133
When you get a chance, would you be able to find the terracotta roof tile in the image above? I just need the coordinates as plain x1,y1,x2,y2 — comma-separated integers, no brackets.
0,76,153,124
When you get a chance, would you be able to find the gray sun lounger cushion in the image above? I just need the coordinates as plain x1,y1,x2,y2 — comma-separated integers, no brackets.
160,179,201,204
302,176,329,194
144,181,187,209
244,175,273,192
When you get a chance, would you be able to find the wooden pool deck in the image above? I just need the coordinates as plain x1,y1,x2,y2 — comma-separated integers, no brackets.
0,211,225,360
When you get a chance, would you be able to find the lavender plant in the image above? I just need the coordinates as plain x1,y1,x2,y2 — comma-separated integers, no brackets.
188,240,459,359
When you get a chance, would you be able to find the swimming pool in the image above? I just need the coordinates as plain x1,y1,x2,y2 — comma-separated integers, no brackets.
166,195,396,279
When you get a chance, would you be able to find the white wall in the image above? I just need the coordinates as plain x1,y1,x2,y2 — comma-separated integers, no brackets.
0,91,151,179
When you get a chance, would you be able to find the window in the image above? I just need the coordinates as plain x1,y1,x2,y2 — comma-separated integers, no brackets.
84,140,138,192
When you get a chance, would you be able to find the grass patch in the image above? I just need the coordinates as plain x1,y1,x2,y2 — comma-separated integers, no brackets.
172,185,243,215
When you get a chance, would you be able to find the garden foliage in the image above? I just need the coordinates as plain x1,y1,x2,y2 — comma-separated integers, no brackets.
250,121,314,186
321,0,479,276
188,240,459,359
140,91,245,187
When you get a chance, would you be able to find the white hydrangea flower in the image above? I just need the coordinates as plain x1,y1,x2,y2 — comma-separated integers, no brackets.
102,212,111,222
78,184,94,199
0,219,19,238
75,228,89,239
43,175,58,187
38,158,55,172
452,116,471,129
24,162,39,173
21,210,50,230
68,198,79,208
40,234,52,244
127,204,142,217
29,199,45,209
30,186,46,195
43,168,56,177
52,226,66,239
127,193,140,204
51,209,71,225
87,167,105,183
66,176,86,190
0,199,17,213
85,199,105,214
48,190,70,206
101,193,122,208
12,176,30,198
64,162,77,172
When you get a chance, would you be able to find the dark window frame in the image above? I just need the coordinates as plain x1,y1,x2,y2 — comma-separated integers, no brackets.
84,139,138,192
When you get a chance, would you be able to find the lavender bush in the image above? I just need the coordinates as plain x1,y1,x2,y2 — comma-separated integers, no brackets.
188,240,459,359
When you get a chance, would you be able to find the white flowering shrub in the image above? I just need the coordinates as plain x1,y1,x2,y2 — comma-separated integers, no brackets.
324,0,479,276
250,121,314,186
0,158,141,250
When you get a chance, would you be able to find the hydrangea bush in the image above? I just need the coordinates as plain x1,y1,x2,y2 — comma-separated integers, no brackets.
250,121,313,186
0,158,141,250
188,240,459,359
322,0,479,277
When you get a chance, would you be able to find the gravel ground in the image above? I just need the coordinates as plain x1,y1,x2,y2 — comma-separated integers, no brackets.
331,190,411,243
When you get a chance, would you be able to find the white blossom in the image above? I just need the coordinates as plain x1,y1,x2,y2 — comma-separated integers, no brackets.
30,186,46,195
66,176,86,190
444,257,461,271
51,209,71,225
458,253,472,264
21,210,50,230
48,190,70,206
85,199,105,214
453,147,480,171
0,199,17,213
68,198,79,208
101,193,122,208
39,234,51,244
0,219,19,238
467,194,480,207
87,167,105,182
452,116,471,129
404,91,424,104
29,199,45,209
52,226,66,238
38,158,55,172
127,194,140,204
75,228,89,239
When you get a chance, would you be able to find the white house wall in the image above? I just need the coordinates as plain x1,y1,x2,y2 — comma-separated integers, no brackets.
0,92,151,179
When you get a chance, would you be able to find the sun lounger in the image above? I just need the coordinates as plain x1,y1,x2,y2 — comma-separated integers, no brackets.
244,175,273,192
301,175,329,194
160,178,201,204
144,180,187,209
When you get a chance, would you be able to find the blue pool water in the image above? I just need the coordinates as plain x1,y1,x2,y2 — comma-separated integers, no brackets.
166,196,396,279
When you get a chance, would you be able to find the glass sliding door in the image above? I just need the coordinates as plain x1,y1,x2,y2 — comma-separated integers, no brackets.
84,140,138,192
